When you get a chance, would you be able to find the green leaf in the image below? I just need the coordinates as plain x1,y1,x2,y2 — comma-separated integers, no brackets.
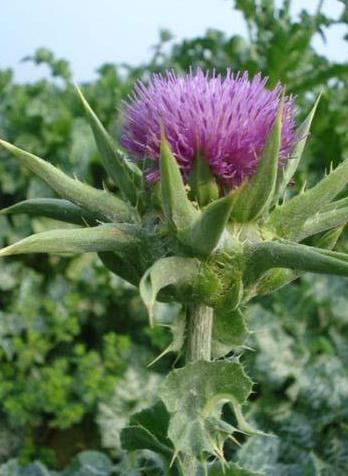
253,226,345,296
149,313,186,366
268,159,348,239
159,361,253,458
275,94,321,201
0,198,98,226
253,268,302,297
188,153,219,206
75,85,140,205
0,140,138,224
300,206,348,240
0,452,113,476
160,133,198,230
140,256,201,326
0,224,140,257
237,435,280,476
3,461,51,476
209,462,263,476
64,451,113,476
212,309,249,358
231,98,283,222
245,239,348,284
121,401,173,457
322,195,348,212
237,432,327,475
178,193,235,256
313,225,344,249
98,251,140,285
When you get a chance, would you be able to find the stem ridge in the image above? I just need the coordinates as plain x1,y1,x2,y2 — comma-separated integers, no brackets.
183,304,214,475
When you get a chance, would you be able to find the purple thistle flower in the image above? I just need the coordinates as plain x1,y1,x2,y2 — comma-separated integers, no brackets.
121,69,297,189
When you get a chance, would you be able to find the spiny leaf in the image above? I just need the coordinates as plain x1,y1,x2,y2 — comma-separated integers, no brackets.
268,159,348,239
245,239,348,285
159,361,253,459
299,207,348,240
322,195,348,212
140,256,200,326
212,309,249,358
178,193,235,255
275,94,321,201
231,98,283,222
0,140,138,223
0,224,140,257
121,401,173,457
75,85,140,205
0,198,98,226
188,153,219,207
160,133,198,230
148,313,186,366
254,225,345,296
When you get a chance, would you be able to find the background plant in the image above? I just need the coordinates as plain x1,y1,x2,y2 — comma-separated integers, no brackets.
0,1,347,474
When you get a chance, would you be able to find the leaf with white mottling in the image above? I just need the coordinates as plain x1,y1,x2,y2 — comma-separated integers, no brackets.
159,361,253,459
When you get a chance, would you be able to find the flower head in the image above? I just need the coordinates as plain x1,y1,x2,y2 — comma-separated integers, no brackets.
121,69,297,188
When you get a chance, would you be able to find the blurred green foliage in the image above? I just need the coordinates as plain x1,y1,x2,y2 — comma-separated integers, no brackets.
0,55,167,466
0,0,348,474
238,274,348,475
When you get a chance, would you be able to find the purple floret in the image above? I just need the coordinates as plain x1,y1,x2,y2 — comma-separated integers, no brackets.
121,69,297,189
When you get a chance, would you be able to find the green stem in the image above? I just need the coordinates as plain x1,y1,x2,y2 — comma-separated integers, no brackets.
182,303,213,475
186,303,213,362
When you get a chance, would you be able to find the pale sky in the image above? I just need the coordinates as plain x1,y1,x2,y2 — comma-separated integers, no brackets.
1,0,347,82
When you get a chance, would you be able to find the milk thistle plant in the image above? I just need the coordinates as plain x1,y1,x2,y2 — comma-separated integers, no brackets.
1,69,348,475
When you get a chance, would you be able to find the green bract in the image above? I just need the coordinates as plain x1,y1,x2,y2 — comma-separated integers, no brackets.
1,88,348,474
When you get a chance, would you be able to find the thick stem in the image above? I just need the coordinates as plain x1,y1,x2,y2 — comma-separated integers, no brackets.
182,303,213,475
186,303,213,362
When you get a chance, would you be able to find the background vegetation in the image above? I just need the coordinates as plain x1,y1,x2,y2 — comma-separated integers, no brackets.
0,1,348,474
